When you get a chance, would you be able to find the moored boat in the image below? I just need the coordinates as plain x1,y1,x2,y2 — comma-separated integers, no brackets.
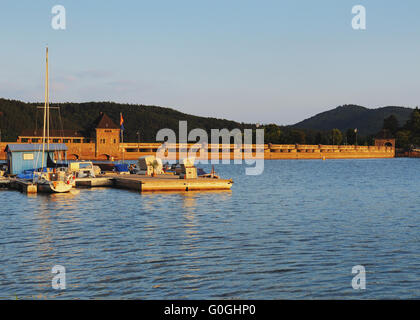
32,47,73,193
35,177,73,193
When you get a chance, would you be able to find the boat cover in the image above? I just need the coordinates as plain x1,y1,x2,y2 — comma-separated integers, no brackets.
114,163,129,172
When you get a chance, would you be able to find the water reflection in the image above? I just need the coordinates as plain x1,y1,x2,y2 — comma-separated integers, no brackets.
32,201,55,292
1,160,419,299
180,193,201,292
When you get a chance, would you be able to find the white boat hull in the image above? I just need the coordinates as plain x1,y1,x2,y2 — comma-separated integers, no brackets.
37,181,72,193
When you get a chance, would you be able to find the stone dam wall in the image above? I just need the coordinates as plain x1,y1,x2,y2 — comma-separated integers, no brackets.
0,142,395,161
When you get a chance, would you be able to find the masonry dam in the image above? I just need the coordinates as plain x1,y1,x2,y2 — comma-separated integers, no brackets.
0,142,395,161
1,113,395,161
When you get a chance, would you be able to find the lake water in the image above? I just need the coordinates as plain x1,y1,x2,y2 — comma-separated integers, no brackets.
0,159,419,299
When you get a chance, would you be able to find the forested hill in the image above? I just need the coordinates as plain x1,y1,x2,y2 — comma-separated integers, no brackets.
293,104,413,135
1,98,418,146
0,98,254,142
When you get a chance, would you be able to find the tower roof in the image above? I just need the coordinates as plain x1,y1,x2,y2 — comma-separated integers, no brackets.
93,112,119,129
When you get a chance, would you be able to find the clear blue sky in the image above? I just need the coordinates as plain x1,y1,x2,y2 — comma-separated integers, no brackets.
0,0,419,124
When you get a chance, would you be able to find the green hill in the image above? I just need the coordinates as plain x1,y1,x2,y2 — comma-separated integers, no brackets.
0,98,253,142
0,98,416,145
293,104,413,135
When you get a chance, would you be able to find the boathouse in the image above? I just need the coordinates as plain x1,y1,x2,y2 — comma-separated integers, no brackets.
4,143,68,175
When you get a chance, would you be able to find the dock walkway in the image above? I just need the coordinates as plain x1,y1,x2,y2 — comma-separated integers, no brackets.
0,177,11,188
113,174,233,192
1,174,233,194
9,178,37,193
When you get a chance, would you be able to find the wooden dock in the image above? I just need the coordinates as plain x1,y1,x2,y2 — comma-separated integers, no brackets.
113,175,233,192
75,177,114,188
9,178,37,193
0,177,11,188
1,174,233,194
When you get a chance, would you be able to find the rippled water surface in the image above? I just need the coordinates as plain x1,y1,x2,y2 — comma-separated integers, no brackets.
0,159,419,299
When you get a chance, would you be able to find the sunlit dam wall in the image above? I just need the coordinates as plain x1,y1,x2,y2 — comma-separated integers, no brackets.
0,142,395,161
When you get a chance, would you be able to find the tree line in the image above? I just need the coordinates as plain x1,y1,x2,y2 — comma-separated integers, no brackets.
262,124,367,145
1,98,419,148
264,108,420,149
382,108,420,149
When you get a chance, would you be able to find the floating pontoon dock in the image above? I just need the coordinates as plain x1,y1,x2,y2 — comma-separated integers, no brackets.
75,176,115,188
113,175,233,192
8,178,37,193
0,177,11,188
1,174,233,194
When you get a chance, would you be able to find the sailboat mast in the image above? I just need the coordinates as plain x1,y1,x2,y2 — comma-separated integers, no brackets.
46,47,50,153
41,47,48,170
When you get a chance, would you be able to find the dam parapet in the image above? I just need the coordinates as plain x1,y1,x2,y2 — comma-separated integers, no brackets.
0,142,395,161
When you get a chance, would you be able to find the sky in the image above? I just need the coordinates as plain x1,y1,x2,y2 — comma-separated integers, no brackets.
0,0,419,125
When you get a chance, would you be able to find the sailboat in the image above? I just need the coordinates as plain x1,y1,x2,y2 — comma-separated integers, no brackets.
33,47,73,193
